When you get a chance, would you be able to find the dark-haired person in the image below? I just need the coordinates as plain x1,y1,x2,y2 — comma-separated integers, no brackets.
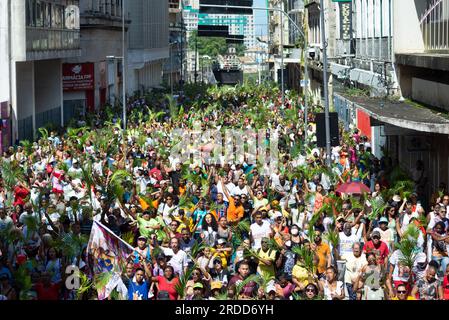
151,265,180,300
391,283,415,300
200,213,218,247
355,252,386,300
128,267,150,300
228,261,257,298
411,265,443,300
363,230,389,268
303,283,319,300
318,266,345,300
429,221,449,277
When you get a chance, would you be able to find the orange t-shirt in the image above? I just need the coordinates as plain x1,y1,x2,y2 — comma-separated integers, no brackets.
227,197,244,223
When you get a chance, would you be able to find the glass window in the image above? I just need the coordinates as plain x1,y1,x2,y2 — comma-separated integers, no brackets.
44,2,52,28
36,0,43,27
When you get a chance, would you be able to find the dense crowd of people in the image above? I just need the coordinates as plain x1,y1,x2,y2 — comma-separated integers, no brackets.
0,84,448,301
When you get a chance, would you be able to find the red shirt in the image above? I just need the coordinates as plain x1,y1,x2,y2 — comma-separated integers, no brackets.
363,240,389,265
34,282,61,300
156,276,180,300
13,186,29,206
443,276,449,300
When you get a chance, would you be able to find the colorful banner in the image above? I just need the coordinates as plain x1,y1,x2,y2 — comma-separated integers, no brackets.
87,221,134,300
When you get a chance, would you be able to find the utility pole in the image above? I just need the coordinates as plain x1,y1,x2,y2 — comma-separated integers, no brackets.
122,0,127,130
279,4,285,107
194,35,198,84
320,0,332,167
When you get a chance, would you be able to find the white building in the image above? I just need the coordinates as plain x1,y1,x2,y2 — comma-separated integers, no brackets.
0,0,10,152
7,0,81,144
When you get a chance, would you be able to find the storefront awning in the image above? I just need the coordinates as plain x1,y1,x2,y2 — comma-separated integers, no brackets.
338,93,449,135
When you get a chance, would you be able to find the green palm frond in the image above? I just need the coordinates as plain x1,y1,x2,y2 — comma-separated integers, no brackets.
38,127,49,140
76,271,93,300
367,198,387,221
268,238,283,252
19,140,33,155
122,231,135,246
395,224,420,271
190,240,206,260
1,159,25,189
235,274,260,296
94,272,112,291
175,265,196,299
324,229,339,249
292,246,316,275
13,264,33,300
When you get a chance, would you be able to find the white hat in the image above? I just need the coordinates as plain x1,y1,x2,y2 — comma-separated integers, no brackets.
392,195,401,202
72,159,79,164
272,211,282,219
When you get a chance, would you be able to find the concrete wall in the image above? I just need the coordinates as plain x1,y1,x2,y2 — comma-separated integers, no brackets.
0,0,9,103
393,0,425,53
10,0,26,62
412,78,449,112
34,60,62,114
15,61,35,121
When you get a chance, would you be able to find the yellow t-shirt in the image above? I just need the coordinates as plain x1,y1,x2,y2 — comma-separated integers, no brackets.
391,296,416,300
257,248,277,279
292,264,310,287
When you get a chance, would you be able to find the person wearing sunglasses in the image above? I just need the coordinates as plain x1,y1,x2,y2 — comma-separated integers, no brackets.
303,283,320,300
391,283,415,300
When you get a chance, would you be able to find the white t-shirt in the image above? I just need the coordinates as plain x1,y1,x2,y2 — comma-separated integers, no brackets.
217,182,236,203
231,185,249,196
162,248,188,277
389,250,411,282
400,212,419,233
250,221,272,249
344,254,367,284
338,232,358,259
158,203,179,225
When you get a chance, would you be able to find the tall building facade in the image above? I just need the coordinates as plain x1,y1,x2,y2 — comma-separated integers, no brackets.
6,0,81,144
63,0,128,121
304,0,449,200
163,0,185,89
126,0,169,93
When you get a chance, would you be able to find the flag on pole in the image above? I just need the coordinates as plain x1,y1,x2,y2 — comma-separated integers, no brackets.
87,221,134,300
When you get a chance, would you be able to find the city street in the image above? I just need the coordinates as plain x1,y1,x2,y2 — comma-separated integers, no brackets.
0,0,448,303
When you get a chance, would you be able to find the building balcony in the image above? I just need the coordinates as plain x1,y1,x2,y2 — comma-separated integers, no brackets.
26,27,81,60
420,0,449,53
355,37,391,62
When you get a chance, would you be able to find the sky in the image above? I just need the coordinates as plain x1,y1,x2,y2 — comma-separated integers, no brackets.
254,0,268,36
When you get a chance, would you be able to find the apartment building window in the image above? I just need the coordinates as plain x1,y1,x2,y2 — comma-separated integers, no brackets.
44,2,52,28
52,5,64,28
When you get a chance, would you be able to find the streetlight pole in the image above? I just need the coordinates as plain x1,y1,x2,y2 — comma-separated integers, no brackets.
122,0,127,131
319,0,331,167
279,5,285,107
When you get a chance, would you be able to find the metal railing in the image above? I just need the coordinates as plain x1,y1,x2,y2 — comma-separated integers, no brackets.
420,0,449,52
26,28,80,52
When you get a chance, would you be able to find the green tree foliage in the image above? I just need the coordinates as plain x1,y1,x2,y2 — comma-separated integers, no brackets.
188,31,246,58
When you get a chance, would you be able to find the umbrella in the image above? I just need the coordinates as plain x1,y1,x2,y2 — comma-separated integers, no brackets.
336,181,371,194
